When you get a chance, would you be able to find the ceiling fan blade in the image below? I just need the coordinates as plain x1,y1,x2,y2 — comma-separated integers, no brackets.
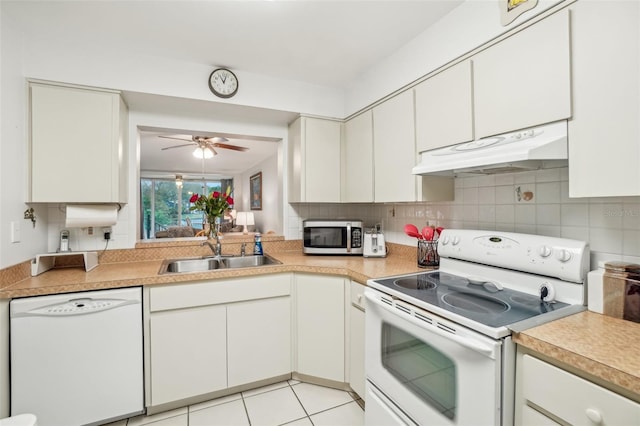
207,136,229,143
161,143,195,151
158,135,194,142
213,142,249,152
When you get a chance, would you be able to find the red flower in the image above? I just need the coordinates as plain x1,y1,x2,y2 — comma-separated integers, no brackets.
212,191,220,198
189,193,199,203
227,196,234,205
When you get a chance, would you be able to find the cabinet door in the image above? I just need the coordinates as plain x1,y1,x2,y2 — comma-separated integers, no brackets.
149,306,227,406
288,116,342,202
349,305,365,398
568,1,640,197
30,83,126,203
415,60,474,152
373,91,417,202
295,274,345,382
473,9,571,138
343,111,374,202
227,297,291,387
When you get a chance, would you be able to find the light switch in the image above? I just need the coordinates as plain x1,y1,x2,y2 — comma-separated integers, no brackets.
10,221,20,243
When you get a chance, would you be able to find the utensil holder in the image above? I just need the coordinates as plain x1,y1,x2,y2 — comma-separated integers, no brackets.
417,240,439,268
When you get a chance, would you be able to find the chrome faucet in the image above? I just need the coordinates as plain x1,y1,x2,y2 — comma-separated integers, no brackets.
201,238,222,257
240,243,246,256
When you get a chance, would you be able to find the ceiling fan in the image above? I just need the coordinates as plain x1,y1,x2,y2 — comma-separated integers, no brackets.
159,135,249,158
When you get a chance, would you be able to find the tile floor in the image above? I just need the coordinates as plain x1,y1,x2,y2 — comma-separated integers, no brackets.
106,380,364,426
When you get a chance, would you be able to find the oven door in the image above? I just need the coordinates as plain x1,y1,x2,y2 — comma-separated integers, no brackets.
365,288,503,426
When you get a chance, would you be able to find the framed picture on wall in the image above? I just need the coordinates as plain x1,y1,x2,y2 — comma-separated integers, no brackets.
250,172,262,211
500,0,538,26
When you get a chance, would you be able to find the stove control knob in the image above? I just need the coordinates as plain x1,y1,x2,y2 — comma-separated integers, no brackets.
538,245,552,258
539,282,556,302
452,236,461,245
555,248,572,262
441,236,450,245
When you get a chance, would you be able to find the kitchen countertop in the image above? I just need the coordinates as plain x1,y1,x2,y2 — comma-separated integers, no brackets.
514,311,640,402
0,243,424,299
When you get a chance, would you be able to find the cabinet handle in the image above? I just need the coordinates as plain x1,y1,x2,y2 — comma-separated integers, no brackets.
585,408,603,424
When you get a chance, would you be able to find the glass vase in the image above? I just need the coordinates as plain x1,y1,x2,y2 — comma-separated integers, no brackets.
206,215,222,239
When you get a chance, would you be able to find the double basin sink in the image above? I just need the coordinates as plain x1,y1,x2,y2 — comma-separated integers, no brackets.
159,254,281,274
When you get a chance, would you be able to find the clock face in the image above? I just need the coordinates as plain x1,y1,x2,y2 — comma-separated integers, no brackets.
208,68,239,98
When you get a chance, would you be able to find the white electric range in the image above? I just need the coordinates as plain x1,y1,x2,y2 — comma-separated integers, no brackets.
365,229,589,426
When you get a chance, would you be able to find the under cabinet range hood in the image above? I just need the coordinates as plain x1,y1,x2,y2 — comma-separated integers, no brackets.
412,120,568,176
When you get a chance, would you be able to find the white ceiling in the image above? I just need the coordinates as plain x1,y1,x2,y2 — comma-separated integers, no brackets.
4,0,464,175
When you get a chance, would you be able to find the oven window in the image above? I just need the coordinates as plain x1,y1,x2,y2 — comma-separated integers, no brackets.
381,323,457,420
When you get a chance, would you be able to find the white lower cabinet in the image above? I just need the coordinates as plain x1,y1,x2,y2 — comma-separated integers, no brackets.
146,272,364,410
149,305,227,406
516,352,640,425
348,281,366,399
146,274,291,409
295,274,345,382
227,297,291,387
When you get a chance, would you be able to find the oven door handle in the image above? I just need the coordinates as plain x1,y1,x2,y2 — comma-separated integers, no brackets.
366,292,497,359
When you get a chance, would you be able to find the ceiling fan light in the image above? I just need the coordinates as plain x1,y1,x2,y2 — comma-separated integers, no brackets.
193,147,215,159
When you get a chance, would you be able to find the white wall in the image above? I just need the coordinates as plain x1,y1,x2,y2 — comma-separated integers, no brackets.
0,10,48,269
21,44,345,120
238,152,282,235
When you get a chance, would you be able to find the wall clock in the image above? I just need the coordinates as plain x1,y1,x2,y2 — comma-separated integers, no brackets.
208,68,239,98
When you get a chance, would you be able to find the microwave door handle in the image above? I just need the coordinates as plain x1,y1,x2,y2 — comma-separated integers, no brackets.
365,293,496,359
346,223,351,253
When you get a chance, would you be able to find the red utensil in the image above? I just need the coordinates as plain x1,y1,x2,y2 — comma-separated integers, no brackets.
435,227,444,239
421,226,434,241
404,224,421,239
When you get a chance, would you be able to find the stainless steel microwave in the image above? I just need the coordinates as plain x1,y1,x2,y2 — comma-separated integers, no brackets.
303,219,364,255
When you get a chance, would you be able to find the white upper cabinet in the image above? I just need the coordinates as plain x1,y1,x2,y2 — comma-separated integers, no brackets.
415,60,474,152
29,82,128,203
373,91,418,202
342,110,374,202
568,0,640,197
288,116,342,203
473,9,571,139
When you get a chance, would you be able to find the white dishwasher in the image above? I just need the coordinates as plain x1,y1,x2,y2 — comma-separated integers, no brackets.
10,287,144,426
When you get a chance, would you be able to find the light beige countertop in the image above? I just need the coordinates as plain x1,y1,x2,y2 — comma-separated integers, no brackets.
0,242,424,299
514,311,640,402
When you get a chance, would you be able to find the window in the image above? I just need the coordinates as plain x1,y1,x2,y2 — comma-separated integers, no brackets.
140,178,232,239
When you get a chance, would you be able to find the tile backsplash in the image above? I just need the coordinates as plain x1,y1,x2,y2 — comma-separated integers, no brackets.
288,167,640,269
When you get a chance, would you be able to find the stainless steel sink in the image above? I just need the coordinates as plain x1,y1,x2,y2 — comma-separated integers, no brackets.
159,254,280,274
161,257,224,274
220,255,280,268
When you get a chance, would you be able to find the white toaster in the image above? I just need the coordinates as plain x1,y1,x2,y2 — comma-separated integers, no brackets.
363,231,387,257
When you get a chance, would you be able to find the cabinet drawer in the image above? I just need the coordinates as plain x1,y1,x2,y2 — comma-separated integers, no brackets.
150,274,291,312
522,355,640,425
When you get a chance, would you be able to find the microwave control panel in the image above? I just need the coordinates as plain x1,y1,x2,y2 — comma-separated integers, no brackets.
352,228,362,248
